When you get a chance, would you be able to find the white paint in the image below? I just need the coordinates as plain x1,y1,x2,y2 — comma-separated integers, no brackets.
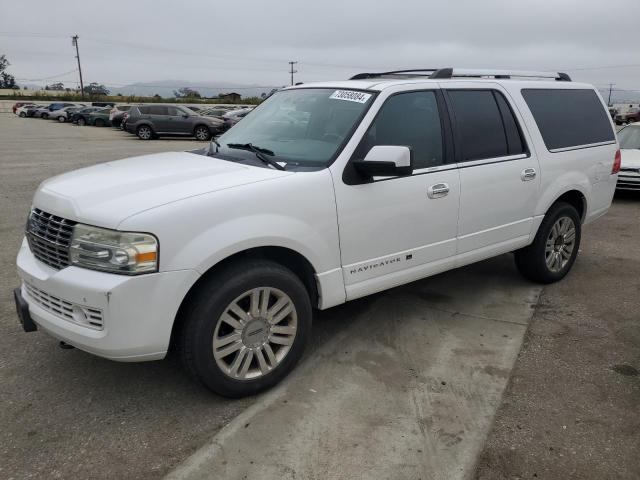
16,76,617,363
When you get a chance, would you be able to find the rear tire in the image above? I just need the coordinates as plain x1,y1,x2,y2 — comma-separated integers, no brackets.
19,112,26,118
137,125,153,140
514,202,581,284
57,116,66,123
41,113,49,119
179,260,312,398
77,117,86,126
194,125,212,141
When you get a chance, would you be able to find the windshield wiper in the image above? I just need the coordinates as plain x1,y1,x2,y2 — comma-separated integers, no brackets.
227,143,285,171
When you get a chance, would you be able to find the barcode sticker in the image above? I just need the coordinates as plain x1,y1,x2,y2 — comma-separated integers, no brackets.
330,90,372,103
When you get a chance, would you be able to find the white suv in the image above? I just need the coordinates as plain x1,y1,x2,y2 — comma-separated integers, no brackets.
14,68,620,397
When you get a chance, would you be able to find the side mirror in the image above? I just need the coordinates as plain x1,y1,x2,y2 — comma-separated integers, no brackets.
353,145,413,178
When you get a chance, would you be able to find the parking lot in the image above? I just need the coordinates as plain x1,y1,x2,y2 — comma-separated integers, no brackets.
1,113,638,479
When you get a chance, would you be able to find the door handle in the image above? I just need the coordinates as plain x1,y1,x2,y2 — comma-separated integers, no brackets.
521,168,537,181
427,183,450,199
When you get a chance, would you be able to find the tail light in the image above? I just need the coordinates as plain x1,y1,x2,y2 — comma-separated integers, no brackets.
612,149,621,174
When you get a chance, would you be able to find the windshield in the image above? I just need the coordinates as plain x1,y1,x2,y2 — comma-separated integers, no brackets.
215,88,375,166
618,125,640,149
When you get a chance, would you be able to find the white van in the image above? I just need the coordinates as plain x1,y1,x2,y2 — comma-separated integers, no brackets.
15,68,620,397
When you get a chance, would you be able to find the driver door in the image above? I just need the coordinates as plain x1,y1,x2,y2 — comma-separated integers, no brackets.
331,88,460,300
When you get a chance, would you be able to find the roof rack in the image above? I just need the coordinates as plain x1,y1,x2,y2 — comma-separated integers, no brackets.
350,68,572,82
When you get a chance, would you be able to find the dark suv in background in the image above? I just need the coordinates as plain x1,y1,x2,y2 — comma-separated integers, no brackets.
125,104,225,140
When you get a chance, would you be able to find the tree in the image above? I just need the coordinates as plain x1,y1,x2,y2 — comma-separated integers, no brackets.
173,87,201,99
0,54,18,89
83,82,110,96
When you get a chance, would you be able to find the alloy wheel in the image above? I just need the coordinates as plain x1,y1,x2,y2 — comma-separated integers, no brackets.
213,287,297,380
545,216,576,273
195,126,210,141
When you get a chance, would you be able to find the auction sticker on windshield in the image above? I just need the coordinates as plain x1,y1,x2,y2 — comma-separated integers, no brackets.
330,90,372,103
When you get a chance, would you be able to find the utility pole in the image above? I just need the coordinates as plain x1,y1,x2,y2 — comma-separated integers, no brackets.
607,83,615,107
72,35,85,100
288,61,298,86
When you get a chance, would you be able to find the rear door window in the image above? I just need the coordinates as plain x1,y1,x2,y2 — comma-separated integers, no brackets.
521,89,615,150
447,90,525,162
148,106,169,115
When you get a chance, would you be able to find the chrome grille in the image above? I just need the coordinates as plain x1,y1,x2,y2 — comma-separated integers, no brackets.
26,208,77,270
23,282,104,330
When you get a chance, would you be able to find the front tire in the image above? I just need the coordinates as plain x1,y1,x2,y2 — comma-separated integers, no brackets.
77,117,86,126
41,113,49,119
514,202,581,283
57,116,66,123
19,112,26,118
179,260,312,397
194,125,212,141
137,125,153,140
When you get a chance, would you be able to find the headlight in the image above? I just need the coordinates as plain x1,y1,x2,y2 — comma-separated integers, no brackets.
69,224,158,275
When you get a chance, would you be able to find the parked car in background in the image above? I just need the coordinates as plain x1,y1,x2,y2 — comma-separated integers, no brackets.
616,123,640,191
614,108,640,125
71,106,104,125
109,105,133,128
36,103,78,119
87,108,112,127
12,102,35,114
23,105,45,117
200,107,232,118
49,105,84,123
222,107,254,128
125,104,224,140
16,104,38,117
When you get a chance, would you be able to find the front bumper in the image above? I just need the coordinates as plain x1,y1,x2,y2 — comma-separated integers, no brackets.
16,239,199,362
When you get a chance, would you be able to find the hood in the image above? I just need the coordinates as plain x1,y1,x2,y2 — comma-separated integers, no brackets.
620,149,640,169
34,151,292,228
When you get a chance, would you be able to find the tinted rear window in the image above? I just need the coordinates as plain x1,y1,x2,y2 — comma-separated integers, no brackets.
521,89,615,150
448,90,525,161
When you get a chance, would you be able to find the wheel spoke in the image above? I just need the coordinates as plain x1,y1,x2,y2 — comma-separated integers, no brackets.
565,228,576,243
259,288,270,317
270,334,294,346
214,337,243,358
228,303,250,324
270,302,293,325
560,247,571,260
255,348,270,374
271,325,297,335
214,331,241,349
229,348,248,376
250,289,261,317
239,350,254,378
263,343,277,366
220,312,244,331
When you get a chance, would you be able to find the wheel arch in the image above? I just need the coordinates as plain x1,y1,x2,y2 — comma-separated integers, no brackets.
167,245,318,354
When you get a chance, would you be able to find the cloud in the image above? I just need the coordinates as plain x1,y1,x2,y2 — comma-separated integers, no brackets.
1,0,639,91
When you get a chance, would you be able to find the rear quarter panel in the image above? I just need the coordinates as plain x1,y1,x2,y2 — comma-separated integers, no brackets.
504,82,618,227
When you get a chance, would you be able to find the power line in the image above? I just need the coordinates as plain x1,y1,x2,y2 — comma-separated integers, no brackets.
16,68,78,82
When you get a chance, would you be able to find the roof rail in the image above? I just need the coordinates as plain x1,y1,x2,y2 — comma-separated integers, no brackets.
350,68,572,82
350,69,438,80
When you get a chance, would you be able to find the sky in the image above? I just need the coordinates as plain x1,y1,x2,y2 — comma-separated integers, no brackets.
1,0,640,97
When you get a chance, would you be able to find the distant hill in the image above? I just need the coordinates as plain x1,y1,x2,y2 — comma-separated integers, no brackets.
107,80,281,99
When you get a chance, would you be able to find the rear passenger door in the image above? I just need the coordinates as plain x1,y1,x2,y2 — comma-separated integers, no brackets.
442,84,540,257
167,106,192,134
148,105,171,132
